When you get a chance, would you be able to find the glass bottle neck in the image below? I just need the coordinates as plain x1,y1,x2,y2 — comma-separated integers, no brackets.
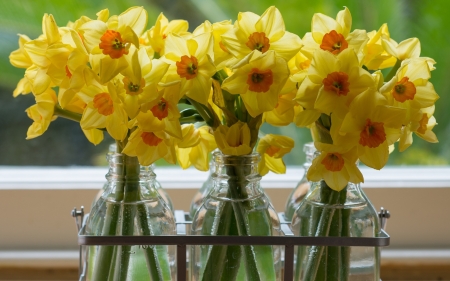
307,180,367,207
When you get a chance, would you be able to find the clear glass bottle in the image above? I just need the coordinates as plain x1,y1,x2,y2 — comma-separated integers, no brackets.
92,143,174,212
290,178,381,281
84,152,176,281
284,142,315,221
191,152,282,281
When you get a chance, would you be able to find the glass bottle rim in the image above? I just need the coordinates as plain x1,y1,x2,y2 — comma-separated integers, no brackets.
213,151,261,165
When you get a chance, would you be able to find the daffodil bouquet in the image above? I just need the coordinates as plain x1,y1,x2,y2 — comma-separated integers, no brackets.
290,7,439,281
9,5,299,281
9,3,439,281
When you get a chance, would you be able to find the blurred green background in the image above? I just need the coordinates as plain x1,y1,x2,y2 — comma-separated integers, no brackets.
0,0,448,166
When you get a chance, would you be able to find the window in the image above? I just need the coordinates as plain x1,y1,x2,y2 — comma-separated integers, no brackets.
1,1,449,279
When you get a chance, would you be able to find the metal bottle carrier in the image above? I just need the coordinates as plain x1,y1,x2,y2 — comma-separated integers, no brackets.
73,207,390,281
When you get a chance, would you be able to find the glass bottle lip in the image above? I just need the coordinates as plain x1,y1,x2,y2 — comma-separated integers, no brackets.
303,142,315,154
213,151,261,165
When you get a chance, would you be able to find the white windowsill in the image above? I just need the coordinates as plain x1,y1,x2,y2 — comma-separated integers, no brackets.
1,166,449,190
0,166,449,256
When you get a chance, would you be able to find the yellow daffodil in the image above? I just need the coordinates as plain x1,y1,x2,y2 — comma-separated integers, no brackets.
132,85,182,139
25,88,57,139
380,59,439,124
362,23,396,70
176,125,217,171
256,134,294,176
399,105,438,152
146,12,189,56
56,92,105,146
122,127,177,166
213,121,252,155
57,29,92,109
307,142,363,192
222,50,289,117
119,47,169,118
295,48,375,119
78,7,147,83
162,32,216,105
78,79,128,141
263,89,297,126
301,7,368,61
339,89,405,170
221,6,302,61
22,14,73,94
193,20,238,70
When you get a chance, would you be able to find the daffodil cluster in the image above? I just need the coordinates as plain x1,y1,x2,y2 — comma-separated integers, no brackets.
10,6,300,174
294,7,439,191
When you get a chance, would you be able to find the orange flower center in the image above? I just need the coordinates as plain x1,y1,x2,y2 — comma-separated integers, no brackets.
93,93,114,116
141,132,163,146
359,118,386,148
123,77,145,96
392,77,416,103
320,30,348,55
99,30,129,59
65,66,72,78
247,68,274,93
321,152,345,172
176,55,198,80
266,145,281,157
417,113,429,134
151,97,169,120
246,32,270,53
322,72,350,96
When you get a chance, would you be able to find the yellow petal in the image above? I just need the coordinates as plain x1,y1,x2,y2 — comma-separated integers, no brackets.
99,56,129,84
256,6,285,42
118,6,148,36
397,37,420,60
336,7,352,37
82,128,104,145
43,14,61,45
359,141,389,170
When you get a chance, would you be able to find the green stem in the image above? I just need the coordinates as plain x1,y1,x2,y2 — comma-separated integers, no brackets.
180,114,204,124
91,141,126,281
226,164,261,281
137,204,171,281
384,59,402,82
201,200,236,281
53,105,82,123
113,155,140,281
302,182,341,281
187,97,214,127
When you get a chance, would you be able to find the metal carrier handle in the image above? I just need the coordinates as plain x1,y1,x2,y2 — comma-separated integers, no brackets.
72,207,390,281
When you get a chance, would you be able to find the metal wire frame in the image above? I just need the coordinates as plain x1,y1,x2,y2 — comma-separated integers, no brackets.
73,208,390,281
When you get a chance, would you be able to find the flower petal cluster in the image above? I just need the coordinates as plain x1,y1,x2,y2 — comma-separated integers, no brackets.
221,6,302,62
256,134,294,176
301,7,368,62
162,33,216,105
295,48,375,120
222,50,289,117
8,5,439,179
307,142,363,191
213,121,252,156
176,125,217,171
